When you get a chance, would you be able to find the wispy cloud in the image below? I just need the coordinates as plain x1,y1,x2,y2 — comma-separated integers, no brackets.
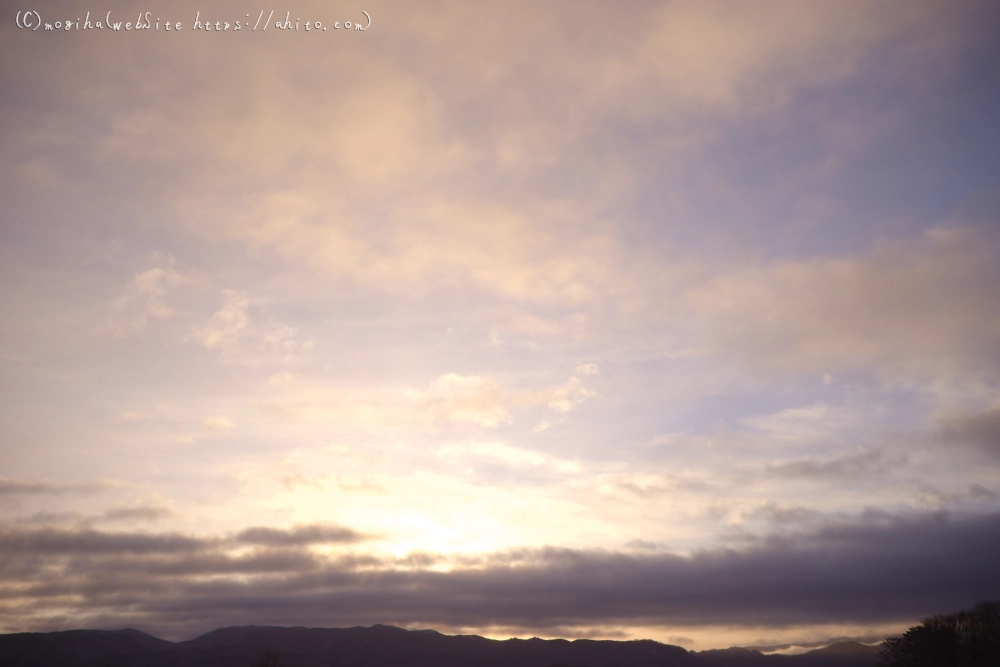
108,256,188,336
0,478,118,496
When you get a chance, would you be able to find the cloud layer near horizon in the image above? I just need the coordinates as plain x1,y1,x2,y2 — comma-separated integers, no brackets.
4,511,998,645
2,0,999,651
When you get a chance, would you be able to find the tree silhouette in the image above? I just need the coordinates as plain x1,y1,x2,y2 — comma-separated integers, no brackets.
877,600,1000,667
252,648,282,667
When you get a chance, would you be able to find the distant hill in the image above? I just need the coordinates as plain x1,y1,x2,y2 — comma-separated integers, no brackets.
0,628,174,665
0,624,880,667
698,641,880,667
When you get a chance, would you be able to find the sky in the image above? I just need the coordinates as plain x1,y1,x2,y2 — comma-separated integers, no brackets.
2,0,1000,653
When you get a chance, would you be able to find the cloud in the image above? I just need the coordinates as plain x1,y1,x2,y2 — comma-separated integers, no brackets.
10,506,174,527
533,416,566,433
613,0,962,109
917,483,998,507
761,449,902,480
189,289,249,351
0,477,116,496
278,472,328,492
0,526,210,555
108,256,186,335
186,290,312,367
0,522,369,559
938,403,1000,460
403,372,597,433
541,376,597,414
262,320,313,361
607,473,672,499
747,634,887,653
235,524,370,547
406,374,510,428
741,402,859,442
625,539,662,552
575,363,599,376
11,511,84,525
262,371,596,436
438,441,580,475
117,411,154,423
203,416,235,432
732,502,825,527
40,0,966,333
100,506,175,522
0,510,996,640
969,484,998,501
683,225,1000,380
268,372,297,387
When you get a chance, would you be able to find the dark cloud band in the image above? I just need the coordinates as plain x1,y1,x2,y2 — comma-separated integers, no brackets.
3,511,997,640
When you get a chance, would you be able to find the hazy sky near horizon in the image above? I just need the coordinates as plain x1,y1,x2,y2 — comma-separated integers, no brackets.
2,0,1000,652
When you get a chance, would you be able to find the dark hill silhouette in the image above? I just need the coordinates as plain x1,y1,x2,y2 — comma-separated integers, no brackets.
177,624,707,667
796,641,881,665
0,623,880,667
0,628,172,665
699,646,776,666
698,641,878,667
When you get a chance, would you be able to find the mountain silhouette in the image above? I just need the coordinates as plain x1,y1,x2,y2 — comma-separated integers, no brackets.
0,624,879,667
